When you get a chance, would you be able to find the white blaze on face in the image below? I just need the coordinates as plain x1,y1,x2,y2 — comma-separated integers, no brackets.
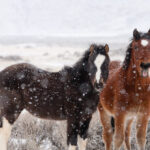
141,40,149,47
0,117,12,150
78,135,87,150
68,145,76,150
94,54,105,82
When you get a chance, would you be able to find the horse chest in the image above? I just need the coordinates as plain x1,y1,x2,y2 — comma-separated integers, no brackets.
125,90,150,113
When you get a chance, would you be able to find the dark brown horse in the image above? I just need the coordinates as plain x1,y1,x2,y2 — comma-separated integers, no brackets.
98,29,150,150
0,44,110,150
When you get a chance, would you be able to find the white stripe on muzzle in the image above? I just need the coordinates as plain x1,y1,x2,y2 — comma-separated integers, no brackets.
94,55,105,82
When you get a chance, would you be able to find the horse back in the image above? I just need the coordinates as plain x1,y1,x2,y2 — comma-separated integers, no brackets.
0,63,99,120
0,63,39,87
109,60,121,75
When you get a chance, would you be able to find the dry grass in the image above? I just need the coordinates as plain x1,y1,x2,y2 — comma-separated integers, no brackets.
8,110,150,150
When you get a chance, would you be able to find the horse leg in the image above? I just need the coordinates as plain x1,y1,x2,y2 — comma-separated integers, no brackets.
124,119,133,150
0,117,12,150
0,106,23,150
67,119,79,150
78,117,92,150
0,90,24,150
113,113,125,150
99,107,113,150
136,115,148,150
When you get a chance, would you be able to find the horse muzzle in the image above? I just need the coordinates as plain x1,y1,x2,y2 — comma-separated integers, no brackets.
94,78,104,91
95,82,102,89
140,62,150,77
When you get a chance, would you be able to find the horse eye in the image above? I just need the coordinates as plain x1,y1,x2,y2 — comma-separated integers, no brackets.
134,46,139,50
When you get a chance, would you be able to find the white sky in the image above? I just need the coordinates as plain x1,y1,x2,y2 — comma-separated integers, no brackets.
0,0,149,36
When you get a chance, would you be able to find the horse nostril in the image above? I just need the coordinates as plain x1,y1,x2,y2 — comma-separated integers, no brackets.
140,62,150,69
95,82,103,90
140,62,144,68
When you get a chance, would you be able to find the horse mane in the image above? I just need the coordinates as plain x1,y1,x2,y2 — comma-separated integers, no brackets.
73,49,90,71
62,48,91,82
122,42,132,70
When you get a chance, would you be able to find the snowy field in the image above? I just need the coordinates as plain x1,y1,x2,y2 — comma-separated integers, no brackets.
0,36,126,71
0,39,149,150
0,0,150,149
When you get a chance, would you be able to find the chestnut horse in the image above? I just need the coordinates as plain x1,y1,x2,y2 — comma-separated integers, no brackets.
0,44,110,150
99,29,150,150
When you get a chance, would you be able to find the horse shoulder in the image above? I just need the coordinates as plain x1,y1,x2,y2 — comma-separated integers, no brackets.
100,66,125,114
100,76,115,114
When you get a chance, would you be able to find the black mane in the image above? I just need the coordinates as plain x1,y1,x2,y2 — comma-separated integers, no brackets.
73,49,91,71
63,48,91,83
122,42,132,70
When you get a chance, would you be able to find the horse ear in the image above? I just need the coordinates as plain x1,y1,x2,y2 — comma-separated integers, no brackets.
133,28,140,40
104,44,109,53
89,44,95,54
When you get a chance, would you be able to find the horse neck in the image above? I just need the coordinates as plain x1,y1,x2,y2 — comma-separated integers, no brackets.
72,63,90,83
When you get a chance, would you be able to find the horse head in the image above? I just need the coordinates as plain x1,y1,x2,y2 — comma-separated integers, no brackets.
87,44,110,90
131,29,150,78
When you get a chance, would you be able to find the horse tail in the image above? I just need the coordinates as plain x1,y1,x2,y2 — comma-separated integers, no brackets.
111,117,115,132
